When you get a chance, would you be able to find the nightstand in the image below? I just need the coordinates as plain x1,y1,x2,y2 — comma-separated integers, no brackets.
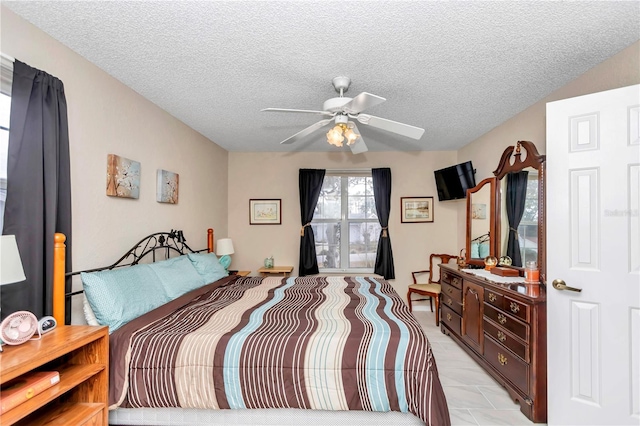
0,325,108,425
258,266,293,277
234,270,251,277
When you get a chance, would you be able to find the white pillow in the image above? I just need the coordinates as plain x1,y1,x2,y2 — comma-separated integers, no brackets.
83,294,99,326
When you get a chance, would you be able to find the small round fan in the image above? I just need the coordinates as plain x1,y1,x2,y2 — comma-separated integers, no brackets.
0,311,38,345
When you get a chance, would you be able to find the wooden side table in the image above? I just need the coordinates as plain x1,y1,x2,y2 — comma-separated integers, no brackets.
233,270,251,277
0,325,108,425
258,266,293,277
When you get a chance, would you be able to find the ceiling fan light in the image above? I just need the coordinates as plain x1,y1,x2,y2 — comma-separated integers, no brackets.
326,125,345,147
344,127,359,145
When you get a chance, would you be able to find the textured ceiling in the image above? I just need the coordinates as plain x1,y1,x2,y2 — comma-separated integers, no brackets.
4,1,639,152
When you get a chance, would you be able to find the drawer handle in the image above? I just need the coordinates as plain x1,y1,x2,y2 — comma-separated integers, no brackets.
447,299,453,306
447,313,452,321
510,302,520,314
498,353,508,366
488,293,497,302
453,278,461,286
447,287,453,294
497,313,507,325
497,331,507,342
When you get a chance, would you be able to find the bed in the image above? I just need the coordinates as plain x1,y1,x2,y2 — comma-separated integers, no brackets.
53,229,450,426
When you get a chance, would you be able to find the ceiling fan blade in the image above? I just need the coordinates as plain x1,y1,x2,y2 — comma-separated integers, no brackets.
280,118,333,145
355,114,425,140
348,122,368,154
341,92,386,115
261,108,335,117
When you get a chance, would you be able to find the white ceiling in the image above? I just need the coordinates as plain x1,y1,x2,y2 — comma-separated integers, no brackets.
4,1,639,153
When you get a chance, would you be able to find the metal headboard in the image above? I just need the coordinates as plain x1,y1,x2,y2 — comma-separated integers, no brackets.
65,229,209,299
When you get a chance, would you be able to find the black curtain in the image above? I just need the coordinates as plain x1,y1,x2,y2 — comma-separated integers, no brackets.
298,169,325,276
1,60,71,320
505,171,528,267
372,168,395,279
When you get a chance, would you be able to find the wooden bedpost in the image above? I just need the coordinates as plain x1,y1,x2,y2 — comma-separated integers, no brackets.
53,233,66,326
207,228,214,253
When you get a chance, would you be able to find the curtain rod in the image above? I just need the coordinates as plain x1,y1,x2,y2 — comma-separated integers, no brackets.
1,53,15,62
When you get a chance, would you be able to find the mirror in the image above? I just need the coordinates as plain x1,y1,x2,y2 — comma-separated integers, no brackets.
493,141,546,280
466,177,497,266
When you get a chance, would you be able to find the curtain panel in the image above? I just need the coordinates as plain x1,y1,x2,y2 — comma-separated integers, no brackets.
298,169,325,276
1,60,72,320
372,168,395,279
505,171,529,267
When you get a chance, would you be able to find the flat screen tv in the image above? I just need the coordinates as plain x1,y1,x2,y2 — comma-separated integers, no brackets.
434,161,476,201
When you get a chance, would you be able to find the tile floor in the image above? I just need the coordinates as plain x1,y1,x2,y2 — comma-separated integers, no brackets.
412,309,543,426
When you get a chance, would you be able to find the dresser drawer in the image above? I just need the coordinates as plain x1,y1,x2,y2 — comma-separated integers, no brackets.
442,294,463,316
441,282,462,303
484,335,529,394
441,305,461,336
504,296,530,323
484,304,529,342
484,289,504,310
484,319,530,363
442,271,462,289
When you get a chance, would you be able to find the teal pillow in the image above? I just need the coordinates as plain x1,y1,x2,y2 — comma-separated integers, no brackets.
187,252,229,284
81,265,169,333
479,242,490,258
471,242,480,258
149,255,206,299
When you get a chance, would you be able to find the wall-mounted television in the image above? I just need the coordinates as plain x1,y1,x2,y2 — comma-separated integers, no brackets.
434,161,476,201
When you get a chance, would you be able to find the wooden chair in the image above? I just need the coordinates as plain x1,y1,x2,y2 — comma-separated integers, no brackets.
407,253,458,326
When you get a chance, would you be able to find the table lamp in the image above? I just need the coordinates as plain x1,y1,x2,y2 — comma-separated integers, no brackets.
1,235,27,352
216,238,235,271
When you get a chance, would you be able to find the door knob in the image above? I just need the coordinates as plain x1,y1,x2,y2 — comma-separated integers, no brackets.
552,279,582,292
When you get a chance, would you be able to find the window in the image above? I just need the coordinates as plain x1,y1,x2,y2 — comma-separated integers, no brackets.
0,56,12,233
312,172,380,272
517,172,538,266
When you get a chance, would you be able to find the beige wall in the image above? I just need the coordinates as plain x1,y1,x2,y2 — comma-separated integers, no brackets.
228,151,462,298
456,41,640,250
1,8,229,319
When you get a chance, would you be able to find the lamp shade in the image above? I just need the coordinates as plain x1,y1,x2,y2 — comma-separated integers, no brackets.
1,235,26,285
216,238,235,256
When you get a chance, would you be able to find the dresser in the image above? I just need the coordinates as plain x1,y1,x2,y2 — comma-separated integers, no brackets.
440,264,547,423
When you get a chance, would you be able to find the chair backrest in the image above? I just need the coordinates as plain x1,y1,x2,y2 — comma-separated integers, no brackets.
429,253,458,284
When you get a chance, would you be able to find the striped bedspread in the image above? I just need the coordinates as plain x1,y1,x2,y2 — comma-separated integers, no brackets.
109,275,450,425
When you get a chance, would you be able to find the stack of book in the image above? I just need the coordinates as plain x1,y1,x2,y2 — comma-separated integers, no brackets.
0,371,60,414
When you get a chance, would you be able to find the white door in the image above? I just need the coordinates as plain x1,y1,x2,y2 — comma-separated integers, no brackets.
547,84,640,425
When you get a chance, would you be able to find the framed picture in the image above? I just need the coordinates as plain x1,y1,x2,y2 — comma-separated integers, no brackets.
401,197,434,223
106,154,140,199
156,169,179,204
250,199,281,225
472,203,486,219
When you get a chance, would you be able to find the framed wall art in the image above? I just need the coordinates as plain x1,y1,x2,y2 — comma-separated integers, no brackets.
401,197,434,223
106,154,140,199
157,169,179,204
250,199,281,225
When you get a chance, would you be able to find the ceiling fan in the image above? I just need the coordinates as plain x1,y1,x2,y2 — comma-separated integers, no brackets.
261,76,425,154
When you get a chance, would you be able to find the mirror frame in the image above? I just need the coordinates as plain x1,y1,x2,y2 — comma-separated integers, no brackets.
465,177,498,267
493,140,546,282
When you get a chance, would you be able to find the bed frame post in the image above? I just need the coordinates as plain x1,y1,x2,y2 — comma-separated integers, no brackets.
53,233,66,326
207,228,214,253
